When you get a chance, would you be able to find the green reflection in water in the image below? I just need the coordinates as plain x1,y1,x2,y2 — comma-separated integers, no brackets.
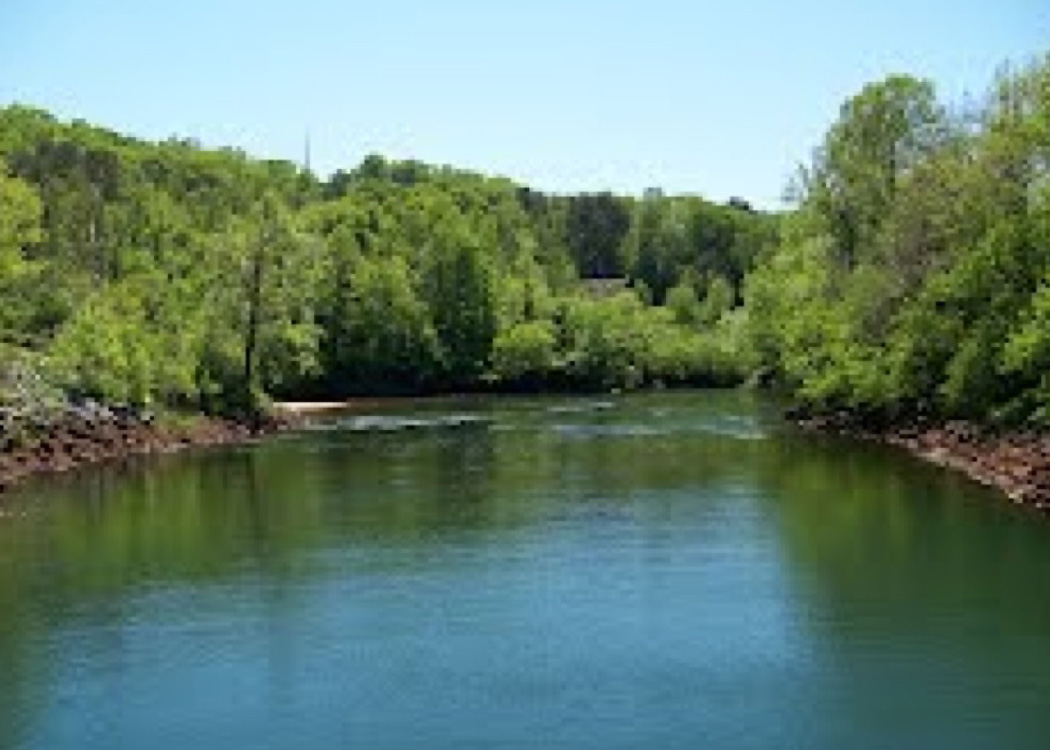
1,391,1049,750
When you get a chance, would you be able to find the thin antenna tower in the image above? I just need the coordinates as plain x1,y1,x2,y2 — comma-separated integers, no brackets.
303,130,312,174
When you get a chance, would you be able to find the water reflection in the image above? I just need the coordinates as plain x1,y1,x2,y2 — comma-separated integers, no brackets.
0,391,1049,749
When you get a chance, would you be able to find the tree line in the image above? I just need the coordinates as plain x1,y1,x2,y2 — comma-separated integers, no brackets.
749,52,1050,428
2,50,1047,429
0,107,775,418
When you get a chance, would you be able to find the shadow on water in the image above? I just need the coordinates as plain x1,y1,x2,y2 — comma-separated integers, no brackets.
1,390,1050,748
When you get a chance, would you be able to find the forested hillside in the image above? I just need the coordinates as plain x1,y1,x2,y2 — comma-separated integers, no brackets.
0,107,775,417
749,53,1050,428
2,51,1048,430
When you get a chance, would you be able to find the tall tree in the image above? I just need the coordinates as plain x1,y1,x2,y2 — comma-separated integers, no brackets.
0,159,43,347
801,75,947,269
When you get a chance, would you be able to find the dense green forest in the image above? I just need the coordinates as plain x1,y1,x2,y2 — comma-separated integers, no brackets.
1,51,1049,428
750,53,1050,427
0,104,774,417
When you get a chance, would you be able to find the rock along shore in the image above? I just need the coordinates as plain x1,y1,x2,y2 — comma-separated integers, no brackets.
0,404,296,495
794,411,1050,511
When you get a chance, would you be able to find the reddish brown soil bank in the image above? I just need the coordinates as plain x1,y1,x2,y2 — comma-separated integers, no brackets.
0,409,296,494
796,413,1050,510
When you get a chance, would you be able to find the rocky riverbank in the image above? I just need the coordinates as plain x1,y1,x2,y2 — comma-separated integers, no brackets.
794,411,1050,511
0,404,296,494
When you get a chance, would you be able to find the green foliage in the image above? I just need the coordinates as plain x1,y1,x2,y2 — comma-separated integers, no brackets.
0,103,767,411
560,292,650,390
0,159,44,343
665,276,702,326
14,50,1050,430
9,54,1050,430
801,74,948,269
424,222,497,386
48,284,150,405
625,191,775,306
748,53,1050,426
550,291,749,391
491,321,558,389
699,276,734,327
336,253,440,391
565,192,632,278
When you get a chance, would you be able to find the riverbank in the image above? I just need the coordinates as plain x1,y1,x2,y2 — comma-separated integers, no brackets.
272,394,490,417
0,394,484,494
794,412,1050,511
0,406,297,494
273,399,400,416
1,394,517,494
8,394,1050,511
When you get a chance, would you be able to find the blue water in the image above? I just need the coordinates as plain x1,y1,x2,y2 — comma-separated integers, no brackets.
1,391,1049,749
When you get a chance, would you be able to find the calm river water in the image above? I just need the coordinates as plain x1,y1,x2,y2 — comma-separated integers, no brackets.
1,391,1049,749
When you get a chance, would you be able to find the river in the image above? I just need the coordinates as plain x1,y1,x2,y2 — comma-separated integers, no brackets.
1,391,1049,749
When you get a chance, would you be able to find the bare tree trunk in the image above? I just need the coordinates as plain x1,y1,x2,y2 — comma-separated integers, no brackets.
244,240,264,426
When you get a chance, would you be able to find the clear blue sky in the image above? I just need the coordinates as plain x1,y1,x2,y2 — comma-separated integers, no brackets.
1,0,1048,207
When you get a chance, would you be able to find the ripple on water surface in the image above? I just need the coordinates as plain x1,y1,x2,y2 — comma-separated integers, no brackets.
4,391,1050,750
